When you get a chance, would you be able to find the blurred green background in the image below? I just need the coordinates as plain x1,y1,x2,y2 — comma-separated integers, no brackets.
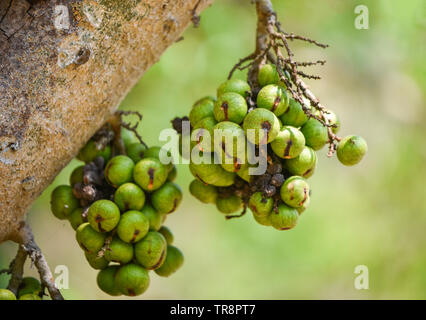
1,0,425,299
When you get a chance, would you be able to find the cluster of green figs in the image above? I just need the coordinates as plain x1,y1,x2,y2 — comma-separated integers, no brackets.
0,277,43,300
180,64,367,230
49,129,184,297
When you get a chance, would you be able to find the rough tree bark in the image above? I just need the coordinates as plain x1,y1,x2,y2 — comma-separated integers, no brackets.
0,0,213,244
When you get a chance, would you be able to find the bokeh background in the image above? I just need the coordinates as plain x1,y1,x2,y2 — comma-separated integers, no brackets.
1,0,425,299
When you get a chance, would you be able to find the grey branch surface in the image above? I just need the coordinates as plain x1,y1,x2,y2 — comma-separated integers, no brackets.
0,0,213,243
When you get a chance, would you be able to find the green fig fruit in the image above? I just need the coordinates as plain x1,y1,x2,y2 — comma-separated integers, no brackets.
114,183,145,212
87,200,120,232
117,210,150,243
105,155,135,188
269,203,299,230
154,245,184,277
336,135,368,166
151,182,183,214
280,176,310,208
271,126,306,159
50,185,79,220
114,264,150,297
134,232,167,270
213,92,248,124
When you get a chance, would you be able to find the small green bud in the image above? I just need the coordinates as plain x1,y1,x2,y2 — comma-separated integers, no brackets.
158,226,174,245
280,176,310,208
154,245,184,277
301,118,328,151
243,108,281,145
271,126,306,159
19,294,41,300
280,98,309,128
17,277,41,298
0,289,16,300
189,179,218,204
76,223,107,254
213,92,248,124
114,183,145,212
104,236,134,264
85,251,109,270
249,192,273,216
117,210,149,243
151,182,183,214
269,203,299,230
133,158,168,191
50,185,79,220
69,165,84,186
69,208,85,230
134,232,167,270
141,205,163,231
97,266,121,296
189,96,215,126
87,200,120,232
216,195,243,214
217,79,251,98
337,135,367,166
105,155,135,188
114,263,150,297
77,140,111,163
257,84,289,116
126,143,147,163
285,146,317,179
189,160,236,187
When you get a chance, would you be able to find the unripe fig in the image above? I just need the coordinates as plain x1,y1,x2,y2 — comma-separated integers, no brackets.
141,205,163,231
301,118,328,151
243,108,280,145
216,195,243,214
337,135,367,166
189,96,215,126
50,185,79,220
104,236,134,264
77,140,112,163
269,203,299,230
88,199,120,232
167,165,177,182
249,192,273,216
192,117,217,153
154,245,184,277
69,208,85,230
252,211,272,226
126,143,147,163
85,251,109,270
213,92,248,124
114,183,145,212
151,182,183,214
257,84,289,116
134,231,167,270
19,294,41,300
280,98,309,128
97,265,121,296
17,277,41,298
258,64,280,87
271,126,305,159
133,157,168,191
280,176,310,208
285,146,317,179
212,121,246,159
69,165,84,186
114,263,150,297
159,226,174,245
217,79,251,98
0,289,16,300
297,196,311,214
324,109,340,134
117,210,149,243
76,223,107,254
105,155,135,188
121,127,139,150
143,146,174,173
189,179,218,204
189,159,235,187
